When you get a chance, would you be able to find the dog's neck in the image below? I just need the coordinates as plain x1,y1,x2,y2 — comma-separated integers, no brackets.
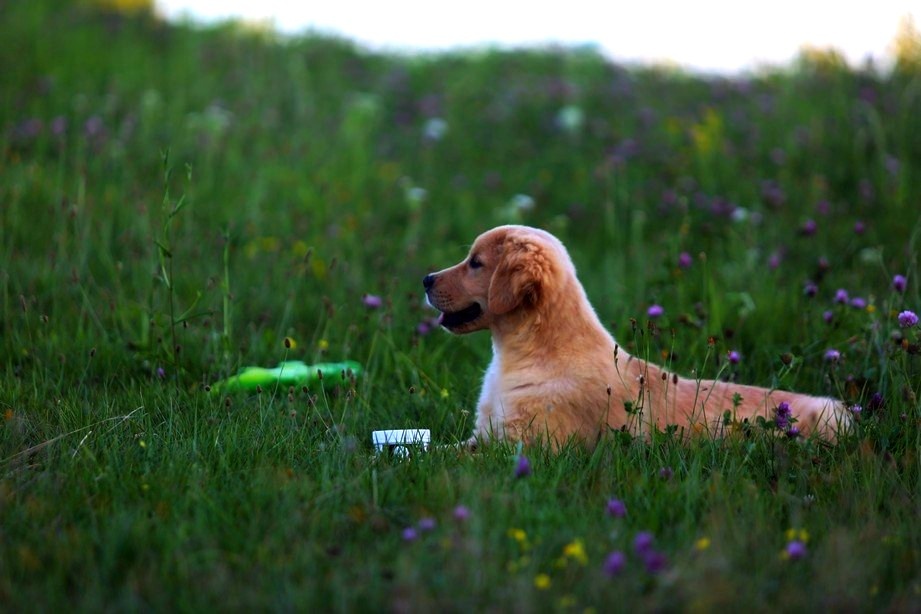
490,277,615,359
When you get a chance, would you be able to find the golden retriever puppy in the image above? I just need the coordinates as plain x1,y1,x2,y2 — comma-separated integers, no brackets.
423,225,849,448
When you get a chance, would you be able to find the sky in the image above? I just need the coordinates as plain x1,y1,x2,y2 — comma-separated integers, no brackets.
155,1,918,74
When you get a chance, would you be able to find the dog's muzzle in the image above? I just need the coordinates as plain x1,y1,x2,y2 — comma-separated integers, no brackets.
438,303,483,329
422,273,482,330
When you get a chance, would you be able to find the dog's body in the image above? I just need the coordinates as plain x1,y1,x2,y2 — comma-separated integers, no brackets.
424,225,849,447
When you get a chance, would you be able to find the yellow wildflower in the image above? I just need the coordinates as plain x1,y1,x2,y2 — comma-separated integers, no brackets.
508,528,527,543
689,108,724,157
694,537,711,551
785,528,809,543
259,236,280,253
291,240,310,258
94,0,152,14
563,539,588,566
310,258,327,279
534,573,551,590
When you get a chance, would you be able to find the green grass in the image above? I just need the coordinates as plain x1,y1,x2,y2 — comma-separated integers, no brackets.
2,1,920,610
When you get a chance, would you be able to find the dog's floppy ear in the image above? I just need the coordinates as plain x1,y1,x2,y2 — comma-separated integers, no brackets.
488,235,552,315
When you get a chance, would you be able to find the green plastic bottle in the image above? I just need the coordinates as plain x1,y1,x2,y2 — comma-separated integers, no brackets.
211,360,362,394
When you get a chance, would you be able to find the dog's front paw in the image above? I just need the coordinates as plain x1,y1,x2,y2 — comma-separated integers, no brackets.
461,436,479,452
436,437,480,453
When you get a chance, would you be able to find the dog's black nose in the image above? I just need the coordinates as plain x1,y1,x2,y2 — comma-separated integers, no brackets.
422,274,435,290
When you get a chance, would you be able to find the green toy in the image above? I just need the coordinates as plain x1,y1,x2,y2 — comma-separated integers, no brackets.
211,360,362,394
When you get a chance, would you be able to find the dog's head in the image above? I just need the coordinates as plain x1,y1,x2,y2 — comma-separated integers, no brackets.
423,225,570,334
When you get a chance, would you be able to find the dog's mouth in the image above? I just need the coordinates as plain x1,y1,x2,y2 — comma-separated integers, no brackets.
438,303,483,329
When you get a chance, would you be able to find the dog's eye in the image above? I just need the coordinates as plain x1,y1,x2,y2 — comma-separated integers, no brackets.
468,256,483,269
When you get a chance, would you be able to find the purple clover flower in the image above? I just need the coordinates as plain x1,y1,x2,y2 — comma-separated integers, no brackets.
885,155,901,176
707,190,734,211
84,115,104,138
824,349,841,362
727,350,741,365
817,256,830,273
868,392,884,412
678,252,693,269
893,274,907,293
418,517,437,532
51,116,67,138
362,294,383,309
13,118,43,142
853,220,866,235
860,178,874,202
898,310,919,328
786,426,800,439
859,86,878,104
800,219,817,236
606,498,627,518
804,281,818,298
775,401,792,430
768,251,783,270
785,540,807,560
834,289,849,304
823,310,834,324
850,297,867,310
647,304,664,319
402,527,418,542
453,505,470,522
633,531,654,555
514,454,531,479
602,551,626,577
642,550,669,574
417,316,441,336
761,180,786,208
849,404,862,416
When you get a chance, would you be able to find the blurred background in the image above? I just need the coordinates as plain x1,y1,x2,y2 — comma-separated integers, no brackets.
155,0,918,74
3,0,921,381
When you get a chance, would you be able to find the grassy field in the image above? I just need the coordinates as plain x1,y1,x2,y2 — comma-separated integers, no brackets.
2,1,920,610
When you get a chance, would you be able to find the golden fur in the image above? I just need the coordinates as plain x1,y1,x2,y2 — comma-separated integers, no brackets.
424,225,849,447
